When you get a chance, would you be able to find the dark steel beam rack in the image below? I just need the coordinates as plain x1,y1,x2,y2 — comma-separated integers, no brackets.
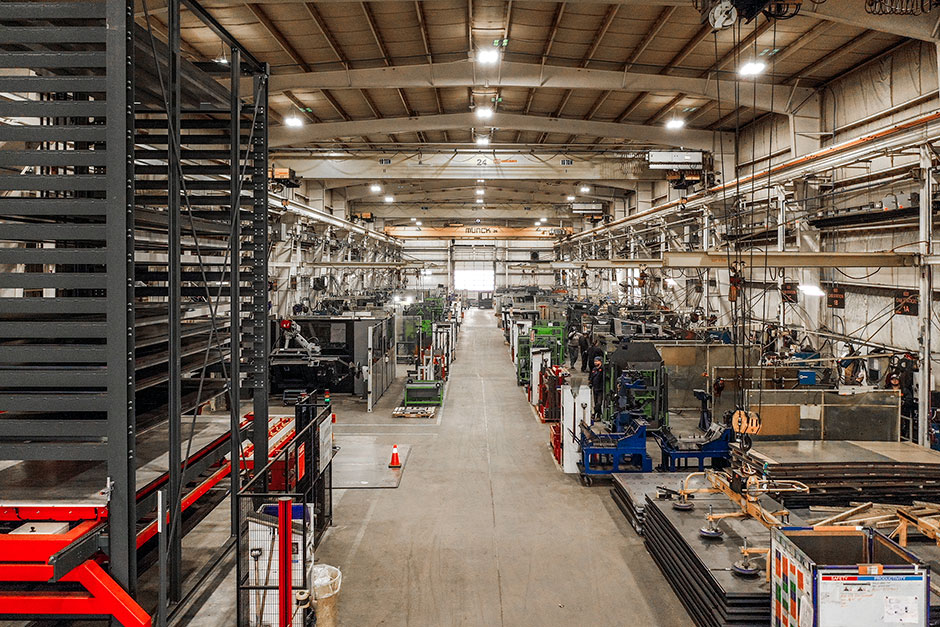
0,0,270,621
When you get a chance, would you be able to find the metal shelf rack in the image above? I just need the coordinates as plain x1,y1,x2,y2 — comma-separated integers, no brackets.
0,0,271,622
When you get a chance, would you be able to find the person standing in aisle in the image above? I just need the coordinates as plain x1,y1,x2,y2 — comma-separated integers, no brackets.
587,338,604,371
579,331,591,372
590,356,605,421
567,328,582,370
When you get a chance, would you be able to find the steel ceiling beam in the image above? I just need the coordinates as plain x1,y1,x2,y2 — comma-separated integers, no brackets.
276,150,672,180
615,22,714,123
257,59,801,112
269,111,730,151
138,0,940,42
584,5,675,123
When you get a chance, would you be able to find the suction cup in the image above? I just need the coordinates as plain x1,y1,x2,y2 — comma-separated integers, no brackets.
699,525,724,539
732,560,760,577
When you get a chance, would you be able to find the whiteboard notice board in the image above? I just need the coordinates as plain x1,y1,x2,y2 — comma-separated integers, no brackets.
817,571,928,626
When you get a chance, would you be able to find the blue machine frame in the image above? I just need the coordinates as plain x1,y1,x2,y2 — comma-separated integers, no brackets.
651,427,732,472
576,416,652,484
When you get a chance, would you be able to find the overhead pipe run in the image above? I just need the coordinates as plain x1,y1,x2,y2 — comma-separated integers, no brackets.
269,192,401,247
562,110,940,245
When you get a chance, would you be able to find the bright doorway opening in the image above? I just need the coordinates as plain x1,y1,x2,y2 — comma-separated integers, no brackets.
454,268,495,291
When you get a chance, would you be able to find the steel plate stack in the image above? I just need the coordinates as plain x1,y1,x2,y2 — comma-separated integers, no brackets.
642,494,780,627
610,473,707,536
735,441,940,507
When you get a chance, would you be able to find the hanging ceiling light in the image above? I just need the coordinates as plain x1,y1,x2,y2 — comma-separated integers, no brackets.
476,135,490,146
475,189,485,196
739,61,766,76
384,195,394,203
415,221,423,226
215,42,229,65
475,106,494,120
284,115,303,128
579,185,590,193
566,195,575,201
370,183,382,193
475,198,484,204
665,118,685,130
476,48,500,65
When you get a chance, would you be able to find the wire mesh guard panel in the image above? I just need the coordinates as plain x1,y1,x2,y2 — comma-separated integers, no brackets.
244,507,314,627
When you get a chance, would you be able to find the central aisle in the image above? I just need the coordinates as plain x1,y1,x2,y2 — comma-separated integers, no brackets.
317,308,688,626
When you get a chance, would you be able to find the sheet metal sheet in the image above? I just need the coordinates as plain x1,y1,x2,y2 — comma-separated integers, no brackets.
330,436,411,489
0,414,234,507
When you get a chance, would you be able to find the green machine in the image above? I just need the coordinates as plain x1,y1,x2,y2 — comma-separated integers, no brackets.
600,340,668,428
516,322,566,386
403,379,444,406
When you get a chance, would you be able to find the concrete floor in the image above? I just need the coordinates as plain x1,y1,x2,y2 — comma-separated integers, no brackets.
193,307,689,626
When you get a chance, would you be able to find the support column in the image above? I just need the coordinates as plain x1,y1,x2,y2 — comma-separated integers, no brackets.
166,0,183,601
918,146,934,447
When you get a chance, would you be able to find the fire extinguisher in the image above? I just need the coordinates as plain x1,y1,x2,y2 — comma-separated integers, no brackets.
728,261,743,302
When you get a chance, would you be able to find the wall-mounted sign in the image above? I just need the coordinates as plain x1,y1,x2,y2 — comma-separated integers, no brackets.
894,289,919,316
826,286,845,309
780,282,798,304
384,225,571,239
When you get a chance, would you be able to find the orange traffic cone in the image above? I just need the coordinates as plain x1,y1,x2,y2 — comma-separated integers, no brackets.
388,444,401,469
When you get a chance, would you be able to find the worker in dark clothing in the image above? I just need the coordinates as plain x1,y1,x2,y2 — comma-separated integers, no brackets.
579,332,591,372
587,338,604,369
567,329,581,370
589,356,605,421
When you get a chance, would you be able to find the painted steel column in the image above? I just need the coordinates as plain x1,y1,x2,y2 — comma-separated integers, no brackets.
166,0,183,601
228,46,242,537
919,146,934,447
702,212,710,318
106,0,137,596
278,496,293,627
251,68,270,471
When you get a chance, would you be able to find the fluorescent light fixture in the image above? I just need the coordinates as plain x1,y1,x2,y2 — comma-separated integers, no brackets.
477,179,485,183
475,189,485,196
665,119,685,130
476,106,493,120
476,198,484,204
384,195,394,203
798,284,825,297
415,221,422,226
476,48,500,64
579,185,590,193
476,135,490,146
664,278,678,287
739,61,766,76
284,115,303,128
370,183,382,193
566,195,575,201
410,217,416,222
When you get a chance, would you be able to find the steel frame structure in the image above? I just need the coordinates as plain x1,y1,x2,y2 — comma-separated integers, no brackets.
0,0,270,621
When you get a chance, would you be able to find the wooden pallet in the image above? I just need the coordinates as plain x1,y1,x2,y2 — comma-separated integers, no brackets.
392,406,436,419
